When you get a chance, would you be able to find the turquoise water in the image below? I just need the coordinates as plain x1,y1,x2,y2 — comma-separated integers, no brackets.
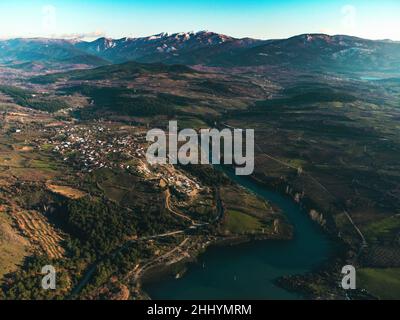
144,168,334,300
360,76,382,81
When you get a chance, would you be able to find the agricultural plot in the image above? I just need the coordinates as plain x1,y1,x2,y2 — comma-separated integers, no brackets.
0,207,29,280
13,209,65,259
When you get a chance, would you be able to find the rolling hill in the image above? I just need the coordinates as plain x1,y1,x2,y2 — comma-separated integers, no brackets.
219,34,400,72
75,31,262,64
75,32,400,73
30,60,195,84
1,32,400,74
0,38,109,67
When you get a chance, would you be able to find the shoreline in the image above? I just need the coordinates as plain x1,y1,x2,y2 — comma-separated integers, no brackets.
136,170,346,300
138,232,294,300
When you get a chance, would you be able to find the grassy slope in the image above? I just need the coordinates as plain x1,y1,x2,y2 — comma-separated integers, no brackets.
362,216,400,243
224,210,263,234
358,268,400,300
0,211,29,281
219,185,285,236
30,61,194,84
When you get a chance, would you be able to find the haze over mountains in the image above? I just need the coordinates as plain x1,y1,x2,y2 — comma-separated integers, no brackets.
1,31,400,73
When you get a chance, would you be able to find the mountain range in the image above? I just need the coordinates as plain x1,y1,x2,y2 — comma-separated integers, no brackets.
1,31,400,73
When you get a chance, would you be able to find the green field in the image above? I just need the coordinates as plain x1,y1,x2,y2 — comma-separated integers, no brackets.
362,216,400,243
358,268,400,300
224,210,263,235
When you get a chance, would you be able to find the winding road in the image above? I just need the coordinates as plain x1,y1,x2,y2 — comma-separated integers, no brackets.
69,187,224,298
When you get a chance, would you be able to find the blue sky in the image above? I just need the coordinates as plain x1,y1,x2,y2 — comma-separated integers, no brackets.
0,0,399,40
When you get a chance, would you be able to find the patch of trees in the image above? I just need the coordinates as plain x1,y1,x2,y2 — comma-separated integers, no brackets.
31,61,194,84
0,85,69,112
59,191,183,255
0,256,70,300
179,164,230,187
253,88,357,111
64,198,137,255
81,244,151,295
65,85,190,118
195,79,235,96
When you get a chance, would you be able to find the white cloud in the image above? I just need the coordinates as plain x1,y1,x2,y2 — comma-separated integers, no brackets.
54,30,106,40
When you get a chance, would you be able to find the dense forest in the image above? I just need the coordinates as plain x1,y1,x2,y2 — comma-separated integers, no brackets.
64,85,194,118
1,170,185,300
0,85,69,113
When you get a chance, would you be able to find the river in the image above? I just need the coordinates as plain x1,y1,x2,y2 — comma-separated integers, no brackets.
144,167,335,300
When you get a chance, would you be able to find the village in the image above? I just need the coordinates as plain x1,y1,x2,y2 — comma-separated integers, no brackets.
37,122,203,198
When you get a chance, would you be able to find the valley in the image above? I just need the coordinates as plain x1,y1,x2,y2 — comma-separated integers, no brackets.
0,31,400,300
0,77,289,300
